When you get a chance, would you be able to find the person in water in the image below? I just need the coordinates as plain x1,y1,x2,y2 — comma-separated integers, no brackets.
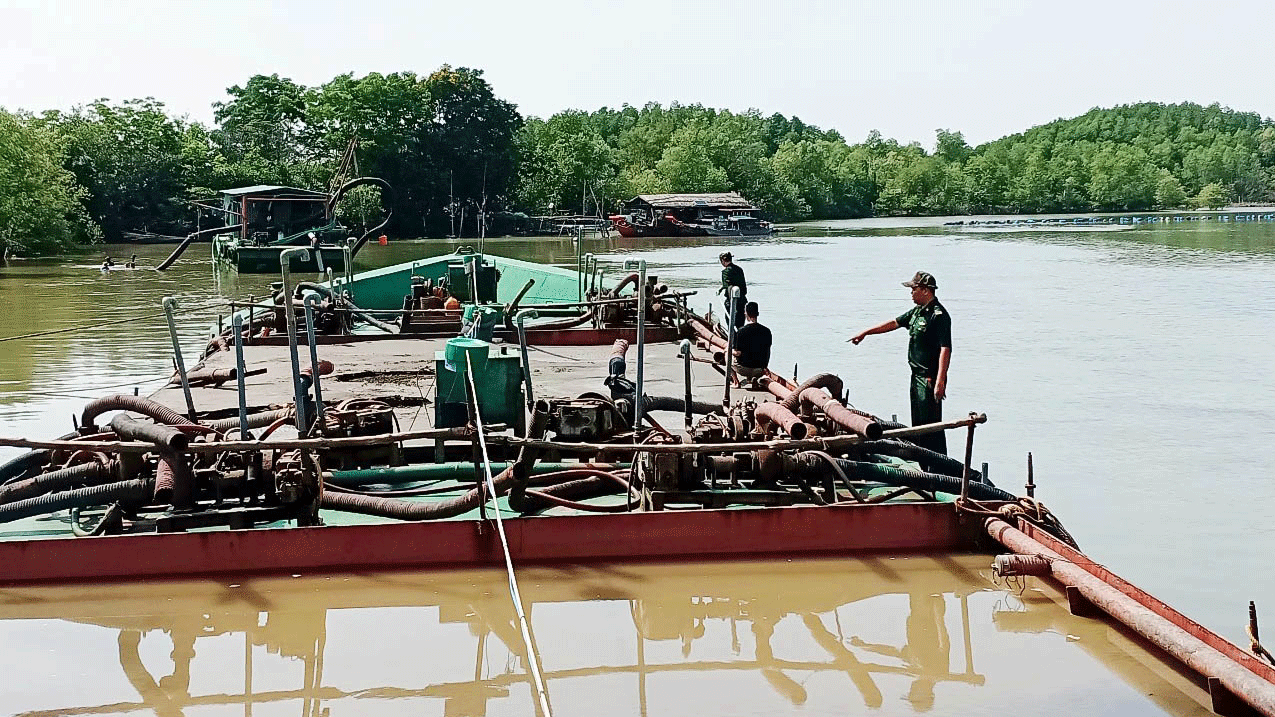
125,254,137,269
849,271,952,455
732,301,772,389
717,252,747,329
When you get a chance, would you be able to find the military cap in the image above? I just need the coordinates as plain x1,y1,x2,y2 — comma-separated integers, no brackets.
902,271,938,289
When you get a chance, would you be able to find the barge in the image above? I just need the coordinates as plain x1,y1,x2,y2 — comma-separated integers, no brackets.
1,247,1273,715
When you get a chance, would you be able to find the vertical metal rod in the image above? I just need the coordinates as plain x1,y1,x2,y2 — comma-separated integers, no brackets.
232,315,251,440
246,296,254,345
280,248,309,432
1025,452,1035,498
959,416,977,504
303,295,326,429
576,228,584,302
515,309,540,408
679,339,693,429
624,259,647,432
583,253,594,297
722,286,740,408
343,241,353,288
162,297,197,421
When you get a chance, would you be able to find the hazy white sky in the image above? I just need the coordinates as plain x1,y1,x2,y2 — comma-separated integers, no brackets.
2,0,1271,148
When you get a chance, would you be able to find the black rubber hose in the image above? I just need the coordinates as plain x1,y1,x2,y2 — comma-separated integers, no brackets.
319,466,514,520
109,414,189,452
516,475,625,515
855,439,988,484
508,402,552,512
0,449,52,484
0,479,150,524
82,395,195,431
206,408,293,434
0,461,108,504
826,457,1016,501
327,177,394,256
643,395,724,416
1,431,79,484
156,223,243,271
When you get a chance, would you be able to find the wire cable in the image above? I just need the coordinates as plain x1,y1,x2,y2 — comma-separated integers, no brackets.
0,297,235,344
465,355,553,717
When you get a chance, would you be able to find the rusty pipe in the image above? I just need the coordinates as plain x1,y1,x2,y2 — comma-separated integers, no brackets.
109,414,189,452
778,373,844,412
754,402,810,440
799,388,883,440
986,518,1275,717
609,338,630,378
612,272,640,295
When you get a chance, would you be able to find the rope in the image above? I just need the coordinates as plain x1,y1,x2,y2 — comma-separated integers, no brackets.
0,297,234,344
465,355,554,717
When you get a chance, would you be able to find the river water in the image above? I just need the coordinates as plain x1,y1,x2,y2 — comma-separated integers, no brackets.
0,215,1271,715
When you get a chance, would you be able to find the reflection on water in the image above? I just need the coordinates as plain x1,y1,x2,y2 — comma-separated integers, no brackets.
0,556,1212,717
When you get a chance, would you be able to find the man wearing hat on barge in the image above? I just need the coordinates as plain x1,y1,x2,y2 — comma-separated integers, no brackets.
717,252,747,329
849,271,951,455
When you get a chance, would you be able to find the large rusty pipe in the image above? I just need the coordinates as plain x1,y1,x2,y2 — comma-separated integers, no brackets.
779,373,844,412
986,518,1275,717
754,402,809,440
109,414,189,452
799,388,883,440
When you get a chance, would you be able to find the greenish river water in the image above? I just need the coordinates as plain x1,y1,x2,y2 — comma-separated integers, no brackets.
0,215,1271,715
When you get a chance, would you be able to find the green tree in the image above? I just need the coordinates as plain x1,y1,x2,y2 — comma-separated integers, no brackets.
42,99,195,240
212,73,309,182
1154,170,1187,208
0,110,99,253
1191,182,1228,209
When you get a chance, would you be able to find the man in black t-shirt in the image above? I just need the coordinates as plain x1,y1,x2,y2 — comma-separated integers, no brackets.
733,301,772,389
849,271,952,455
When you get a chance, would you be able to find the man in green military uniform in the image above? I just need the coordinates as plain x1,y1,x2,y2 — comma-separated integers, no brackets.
717,252,747,329
849,271,952,455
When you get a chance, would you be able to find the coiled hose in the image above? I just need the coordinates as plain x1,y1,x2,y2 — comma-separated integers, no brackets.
0,479,150,525
0,461,109,505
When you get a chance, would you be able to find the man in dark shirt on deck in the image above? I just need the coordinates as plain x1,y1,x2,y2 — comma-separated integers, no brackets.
849,271,952,455
732,301,772,388
717,252,747,329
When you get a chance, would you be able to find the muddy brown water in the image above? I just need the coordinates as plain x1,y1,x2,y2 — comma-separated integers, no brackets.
0,216,1272,714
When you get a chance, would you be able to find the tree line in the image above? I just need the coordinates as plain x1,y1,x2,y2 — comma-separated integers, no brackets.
2,65,1272,255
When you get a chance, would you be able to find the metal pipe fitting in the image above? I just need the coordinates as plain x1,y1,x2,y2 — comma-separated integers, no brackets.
162,297,197,421
279,247,311,431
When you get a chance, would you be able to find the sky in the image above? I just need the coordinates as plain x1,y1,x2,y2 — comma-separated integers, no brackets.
2,0,1272,149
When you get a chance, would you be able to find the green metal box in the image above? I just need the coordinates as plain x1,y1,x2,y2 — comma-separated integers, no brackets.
434,343,525,433
446,257,498,303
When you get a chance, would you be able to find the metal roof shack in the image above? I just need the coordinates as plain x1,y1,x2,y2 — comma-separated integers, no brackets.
627,192,758,211
219,186,329,199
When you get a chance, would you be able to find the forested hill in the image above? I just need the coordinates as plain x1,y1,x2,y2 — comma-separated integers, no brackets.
1,66,1273,255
